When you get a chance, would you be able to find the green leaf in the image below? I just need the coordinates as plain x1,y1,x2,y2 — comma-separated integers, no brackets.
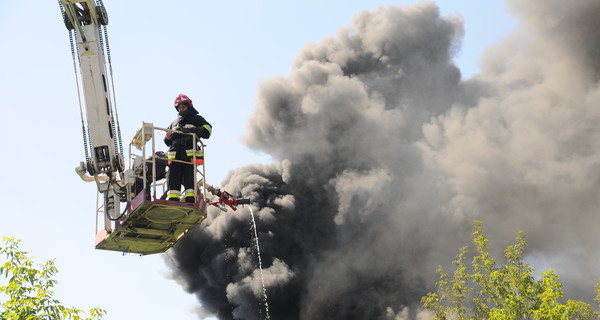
0,237,107,320
421,221,600,320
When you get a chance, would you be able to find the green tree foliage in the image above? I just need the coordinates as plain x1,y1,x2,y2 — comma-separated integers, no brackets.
0,237,106,320
422,221,600,319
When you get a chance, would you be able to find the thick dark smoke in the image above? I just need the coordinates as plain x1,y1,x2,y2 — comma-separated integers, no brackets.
167,1,600,319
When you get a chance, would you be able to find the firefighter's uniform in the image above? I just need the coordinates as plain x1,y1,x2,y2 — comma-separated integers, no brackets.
164,94,212,203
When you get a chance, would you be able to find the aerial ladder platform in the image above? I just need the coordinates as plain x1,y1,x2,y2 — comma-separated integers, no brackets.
92,123,211,255
58,1,248,255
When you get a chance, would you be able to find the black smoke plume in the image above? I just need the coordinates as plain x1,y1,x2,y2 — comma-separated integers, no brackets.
167,1,600,319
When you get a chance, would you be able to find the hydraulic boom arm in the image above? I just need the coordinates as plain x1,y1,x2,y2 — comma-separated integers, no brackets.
60,0,121,175
60,0,124,220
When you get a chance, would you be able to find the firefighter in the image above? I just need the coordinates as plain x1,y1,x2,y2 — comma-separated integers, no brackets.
133,151,168,201
164,94,212,202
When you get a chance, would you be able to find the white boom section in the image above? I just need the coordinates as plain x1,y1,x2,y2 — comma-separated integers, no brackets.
62,0,118,174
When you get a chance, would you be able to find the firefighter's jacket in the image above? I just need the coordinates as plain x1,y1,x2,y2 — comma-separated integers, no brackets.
164,113,212,164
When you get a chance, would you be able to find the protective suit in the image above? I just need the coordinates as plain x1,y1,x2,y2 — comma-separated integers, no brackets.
164,94,212,202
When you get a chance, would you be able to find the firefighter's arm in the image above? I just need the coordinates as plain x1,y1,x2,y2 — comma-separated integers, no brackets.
164,135,173,146
181,123,212,139
164,124,175,146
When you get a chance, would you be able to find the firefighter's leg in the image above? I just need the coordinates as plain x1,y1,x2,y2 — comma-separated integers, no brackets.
167,161,183,201
134,178,152,201
182,163,195,203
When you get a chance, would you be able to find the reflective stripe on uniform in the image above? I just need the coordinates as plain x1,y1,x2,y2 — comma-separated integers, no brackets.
186,149,204,165
185,149,204,158
168,150,203,165
167,190,180,200
184,189,195,198
186,152,204,158
203,124,212,135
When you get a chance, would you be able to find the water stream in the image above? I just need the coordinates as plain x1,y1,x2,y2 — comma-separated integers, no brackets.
249,207,271,320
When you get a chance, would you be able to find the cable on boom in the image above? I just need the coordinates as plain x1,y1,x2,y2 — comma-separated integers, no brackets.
95,0,125,159
60,0,92,162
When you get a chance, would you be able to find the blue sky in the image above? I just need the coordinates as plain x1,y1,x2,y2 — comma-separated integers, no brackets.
0,1,514,319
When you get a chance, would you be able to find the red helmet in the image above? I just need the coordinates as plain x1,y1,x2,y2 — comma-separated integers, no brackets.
173,93,199,115
174,93,193,109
